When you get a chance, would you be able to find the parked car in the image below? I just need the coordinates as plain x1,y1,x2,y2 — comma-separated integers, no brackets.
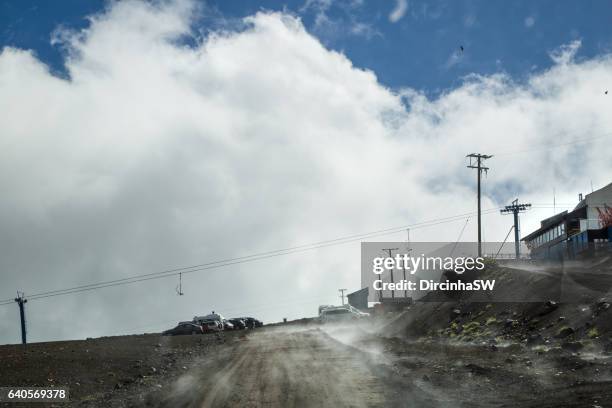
319,306,367,324
318,305,334,315
199,319,223,333
162,322,204,336
239,317,263,329
222,319,235,330
240,317,256,329
228,318,246,329
193,312,225,323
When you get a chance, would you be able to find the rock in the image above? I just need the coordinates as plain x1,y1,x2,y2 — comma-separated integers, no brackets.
527,319,539,331
556,327,575,339
561,341,584,352
150,367,157,374
538,300,559,316
504,319,516,328
595,300,610,315
527,334,543,345
465,363,489,375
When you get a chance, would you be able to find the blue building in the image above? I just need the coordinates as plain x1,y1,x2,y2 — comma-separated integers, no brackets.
522,182,612,260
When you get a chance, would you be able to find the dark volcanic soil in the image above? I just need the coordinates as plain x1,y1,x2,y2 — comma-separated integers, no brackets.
0,331,238,407
3,324,612,407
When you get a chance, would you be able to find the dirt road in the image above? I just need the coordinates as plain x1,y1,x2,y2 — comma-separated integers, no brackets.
148,327,398,408
138,324,612,408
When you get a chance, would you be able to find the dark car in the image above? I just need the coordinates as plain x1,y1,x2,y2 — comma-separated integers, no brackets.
228,318,246,329
240,317,255,329
162,322,203,336
241,317,263,329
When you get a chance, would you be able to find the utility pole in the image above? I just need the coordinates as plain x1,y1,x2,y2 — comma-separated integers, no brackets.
466,153,492,257
404,230,411,299
382,248,399,300
176,272,184,296
338,289,347,306
14,292,27,345
500,199,531,259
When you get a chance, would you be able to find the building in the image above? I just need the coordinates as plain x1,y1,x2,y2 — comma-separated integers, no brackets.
347,288,369,311
522,182,612,260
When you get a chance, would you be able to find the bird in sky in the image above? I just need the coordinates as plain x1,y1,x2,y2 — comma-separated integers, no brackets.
460,45,464,53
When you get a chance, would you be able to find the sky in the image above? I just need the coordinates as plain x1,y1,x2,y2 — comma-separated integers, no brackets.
0,0,611,344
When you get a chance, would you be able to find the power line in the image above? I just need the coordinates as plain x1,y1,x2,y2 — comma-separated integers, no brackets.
492,133,610,157
493,225,515,259
449,217,470,257
8,210,507,306
0,208,503,306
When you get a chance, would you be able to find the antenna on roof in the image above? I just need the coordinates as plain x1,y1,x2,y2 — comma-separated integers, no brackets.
176,272,184,296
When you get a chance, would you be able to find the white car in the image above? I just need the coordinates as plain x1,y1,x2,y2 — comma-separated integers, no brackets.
319,306,369,323
198,319,223,333
193,313,225,332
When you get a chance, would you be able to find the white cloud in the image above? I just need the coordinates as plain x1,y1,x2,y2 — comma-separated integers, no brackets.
389,0,408,23
445,49,463,69
464,14,476,28
524,15,536,28
301,0,378,40
0,1,611,343
549,39,582,65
